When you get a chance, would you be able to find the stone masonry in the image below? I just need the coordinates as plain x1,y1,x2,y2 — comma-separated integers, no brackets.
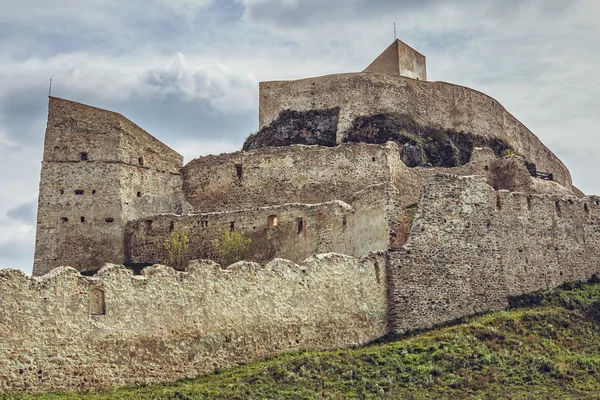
3,39,596,393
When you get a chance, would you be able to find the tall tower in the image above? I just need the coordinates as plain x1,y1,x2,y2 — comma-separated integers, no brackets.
33,97,189,276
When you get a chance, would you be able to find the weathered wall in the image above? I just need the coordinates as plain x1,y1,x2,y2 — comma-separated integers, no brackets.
388,174,600,333
34,98,188,276
182,143,394,212
258,73,572,189
0,253,389,393
363,39,427,81
126,183,399,265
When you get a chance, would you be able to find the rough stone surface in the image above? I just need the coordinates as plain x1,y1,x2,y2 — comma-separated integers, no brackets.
388,174,600,333
33,98,191,276
0,253,388,393
242,108,339,151
126,183,400,266
258,73,572,189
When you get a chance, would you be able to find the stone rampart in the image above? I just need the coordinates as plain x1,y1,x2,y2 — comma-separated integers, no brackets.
258,73,572,189
388,174,600,333
0,253,388,393
126,183,400,266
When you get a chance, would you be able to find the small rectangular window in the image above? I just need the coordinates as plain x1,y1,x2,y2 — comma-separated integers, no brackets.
80,217,85,223
297,218,303,234
75,190,84,195
81,153,88,161
105,218,114,223
230,222,235,232
61,217,68,223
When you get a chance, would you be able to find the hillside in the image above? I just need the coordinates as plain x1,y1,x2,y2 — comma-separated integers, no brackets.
6,279,600,400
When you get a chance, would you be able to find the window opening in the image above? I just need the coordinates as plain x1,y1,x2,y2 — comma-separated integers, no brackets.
61,217,68,223
105,218,114,223
75,190,84,195
138,157,144,166
80,153,88,161
137,191,142,198
230,222,235,232
297,218,304,234
267,215,278,227
80,217,85,223
90,287,106,315
235,164,243,180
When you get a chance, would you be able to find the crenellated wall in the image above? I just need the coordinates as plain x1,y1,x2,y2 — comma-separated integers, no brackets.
388,174,600,333
0,253,389,393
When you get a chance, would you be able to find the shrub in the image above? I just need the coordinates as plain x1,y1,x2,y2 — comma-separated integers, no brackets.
163,231,190,271
213,231,252,266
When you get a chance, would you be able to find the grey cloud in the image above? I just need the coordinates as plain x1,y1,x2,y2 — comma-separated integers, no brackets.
6,201,37,225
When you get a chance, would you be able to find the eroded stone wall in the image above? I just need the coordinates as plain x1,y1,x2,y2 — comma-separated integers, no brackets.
126,183,399,266
388,174,600,333
258,73,572,189
0,253,388,393
182,143,394,212
34,98,188,276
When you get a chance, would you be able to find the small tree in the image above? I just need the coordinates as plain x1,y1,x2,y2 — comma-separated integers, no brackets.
163,231,190,271
213,231,252,267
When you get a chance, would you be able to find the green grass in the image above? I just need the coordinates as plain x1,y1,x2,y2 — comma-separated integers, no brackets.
7,280,600,399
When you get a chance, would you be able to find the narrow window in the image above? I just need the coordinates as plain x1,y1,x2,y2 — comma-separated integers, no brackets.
138,157,144,167
59,189,64,195
105,218,114,223
61,217,68,223
235,164,243,180
75,190,84,195
267,215,278,227
496,195,502,210
90,287,106,316
230,222,235,232
137,191,142,198
80,153,88,161
169,221,174,232
297,218,304,234
527,196,532,211
80,216,85,223
92,190,96,195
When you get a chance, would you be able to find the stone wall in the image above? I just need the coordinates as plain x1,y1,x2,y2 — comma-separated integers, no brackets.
0,253,389,393
34,98,188,276
258,73,572,189
388,174,600,333
126,183,399,266
182,143,395,212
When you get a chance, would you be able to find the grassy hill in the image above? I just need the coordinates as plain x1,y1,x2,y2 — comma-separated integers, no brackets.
6,279,600,400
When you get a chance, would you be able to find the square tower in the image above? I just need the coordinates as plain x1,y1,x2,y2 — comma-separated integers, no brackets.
363,39,427,81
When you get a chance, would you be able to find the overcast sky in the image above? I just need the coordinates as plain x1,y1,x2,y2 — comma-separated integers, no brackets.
1,0,599,274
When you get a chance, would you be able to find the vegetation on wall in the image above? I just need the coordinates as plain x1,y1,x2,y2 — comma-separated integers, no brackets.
12,279,600,399
163,231,190,271
213,231,252,267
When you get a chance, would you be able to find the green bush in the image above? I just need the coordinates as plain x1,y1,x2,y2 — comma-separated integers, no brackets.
213,231,252,267
163,231,190,271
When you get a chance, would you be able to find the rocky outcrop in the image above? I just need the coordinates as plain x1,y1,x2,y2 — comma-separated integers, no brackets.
243,108,339,151
342,113,513,168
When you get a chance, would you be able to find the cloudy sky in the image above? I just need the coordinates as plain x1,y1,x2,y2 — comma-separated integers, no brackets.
1,0,599,274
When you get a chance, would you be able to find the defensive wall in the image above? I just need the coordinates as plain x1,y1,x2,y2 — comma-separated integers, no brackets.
258,72,572,189
388,174,600,333
4,174,600,393
126,183,401,265
0,253,388,393
34,98,190,276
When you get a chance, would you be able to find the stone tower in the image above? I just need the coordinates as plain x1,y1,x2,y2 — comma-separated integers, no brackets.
363,39,427,81
33,97,189,276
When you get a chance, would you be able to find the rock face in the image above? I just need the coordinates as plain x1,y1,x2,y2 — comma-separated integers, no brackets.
243,108,339,151
342,113,513,168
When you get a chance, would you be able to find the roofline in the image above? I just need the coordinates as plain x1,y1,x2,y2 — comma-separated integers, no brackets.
393,38,426,59
48,96,182,158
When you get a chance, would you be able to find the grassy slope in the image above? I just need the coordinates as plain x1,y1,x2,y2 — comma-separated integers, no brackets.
6,281,600,400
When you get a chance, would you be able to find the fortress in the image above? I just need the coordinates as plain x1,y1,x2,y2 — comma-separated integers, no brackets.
1,39,599,393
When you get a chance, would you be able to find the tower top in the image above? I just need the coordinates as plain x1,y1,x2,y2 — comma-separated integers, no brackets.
363,39,427,81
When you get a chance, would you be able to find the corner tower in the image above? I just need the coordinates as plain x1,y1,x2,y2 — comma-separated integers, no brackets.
33,97,189,276
363,39,426,80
